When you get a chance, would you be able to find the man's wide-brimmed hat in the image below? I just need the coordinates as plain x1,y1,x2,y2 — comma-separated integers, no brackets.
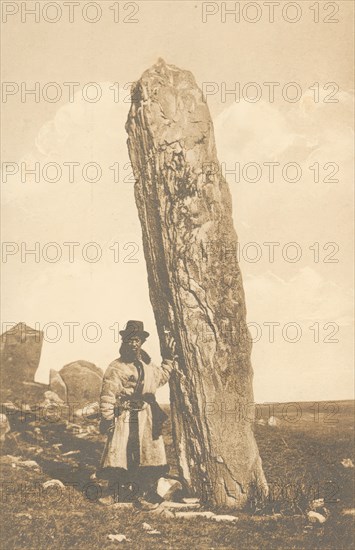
119,320,150,342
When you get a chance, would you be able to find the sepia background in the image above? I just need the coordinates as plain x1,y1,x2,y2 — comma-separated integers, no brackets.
1,0,354,403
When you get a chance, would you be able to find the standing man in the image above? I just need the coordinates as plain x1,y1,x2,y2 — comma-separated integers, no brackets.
99,320,177,508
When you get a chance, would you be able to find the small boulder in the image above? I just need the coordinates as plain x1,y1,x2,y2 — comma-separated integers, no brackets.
149,507,174,518
307,510,327,524
43,479,65,489
156,477,182,500
161,501,200,510
57,361,103,407
268,416,280,427
341,508,355,516
107,534,130,543
49,369,67,402
62,450,80,457
211,514,238,523
341,458,354,468
15,513,32,520
175,511,215,519
43,390,65,405
0,413,10,441
142,522,161,534
99,496,116,507
0,454,21,465
311,498,325,509
112,503,134,510
18,459,40,471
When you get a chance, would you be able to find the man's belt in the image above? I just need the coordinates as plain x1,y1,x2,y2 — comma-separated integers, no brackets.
115,394,168,440
124,399,146,411
114,399,145,414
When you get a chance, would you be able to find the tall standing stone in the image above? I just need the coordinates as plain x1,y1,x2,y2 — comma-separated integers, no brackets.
126,59,267,508
0,323,45,402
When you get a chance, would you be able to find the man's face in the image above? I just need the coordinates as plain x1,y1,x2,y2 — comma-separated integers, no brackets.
126,336,142,355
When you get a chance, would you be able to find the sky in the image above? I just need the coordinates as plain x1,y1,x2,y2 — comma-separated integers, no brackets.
1,0,354,403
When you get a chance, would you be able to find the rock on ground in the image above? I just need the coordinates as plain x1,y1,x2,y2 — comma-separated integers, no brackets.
175,511,215,519
268,416,281,427
50,361,103,407
156,477,183,500
307,510,327,524
0,413,10,441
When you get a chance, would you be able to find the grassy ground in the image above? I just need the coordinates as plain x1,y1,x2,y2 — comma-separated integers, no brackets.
1,400,354,549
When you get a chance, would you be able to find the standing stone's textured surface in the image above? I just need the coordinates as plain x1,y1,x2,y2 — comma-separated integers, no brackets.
0,323,46,402
126,59,267,507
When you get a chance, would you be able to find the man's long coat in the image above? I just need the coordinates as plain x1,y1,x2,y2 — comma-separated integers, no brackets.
99,357,173,470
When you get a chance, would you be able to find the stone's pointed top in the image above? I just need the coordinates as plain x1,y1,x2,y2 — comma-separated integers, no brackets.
151,58,176,76
136,59,198,90
126,60,212,153
151,58,177,73
156,57,167,66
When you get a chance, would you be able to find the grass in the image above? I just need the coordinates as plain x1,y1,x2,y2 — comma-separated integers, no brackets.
1,400,354,549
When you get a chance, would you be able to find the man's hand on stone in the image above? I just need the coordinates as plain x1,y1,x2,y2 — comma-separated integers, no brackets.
165,334,178,361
